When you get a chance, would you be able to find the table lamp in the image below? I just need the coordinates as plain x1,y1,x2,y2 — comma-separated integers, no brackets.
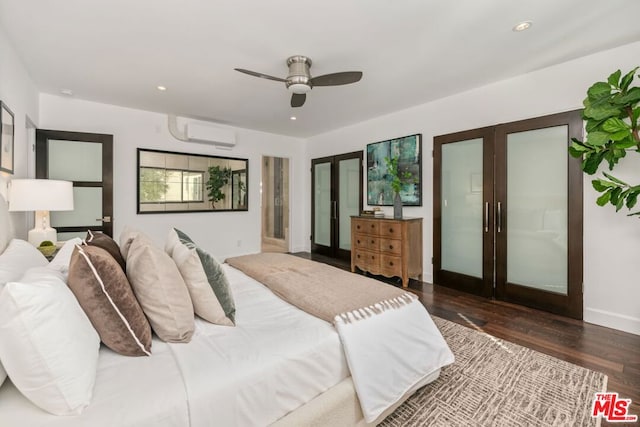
8,179,74,246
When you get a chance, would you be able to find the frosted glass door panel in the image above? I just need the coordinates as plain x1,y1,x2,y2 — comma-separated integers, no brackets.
507,126,568,294
51,187,102,227
48,140,102,182
314,162,331,247
338,158,360,250
441,138,483,278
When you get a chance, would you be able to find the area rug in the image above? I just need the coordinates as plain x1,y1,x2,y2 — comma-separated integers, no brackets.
379,317,607,427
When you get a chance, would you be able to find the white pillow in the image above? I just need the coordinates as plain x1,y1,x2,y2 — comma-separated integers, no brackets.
48,237,83,279
0,267,100,415
0,239,48,286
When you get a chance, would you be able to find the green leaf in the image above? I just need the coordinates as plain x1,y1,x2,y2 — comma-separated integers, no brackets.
613,138,638,148
626,192,638,209
587,82,612,99
632,107,640,124
619,67,639,91
602,172,629,186
585,118,607,132
616,197,625,211
586,131,609,146
582,152,604,174
607,70,621,88
592,180,610,192
602,117,629,133
584,103,622,121
610,187,622,204
618,86,640,104
596,190,611,206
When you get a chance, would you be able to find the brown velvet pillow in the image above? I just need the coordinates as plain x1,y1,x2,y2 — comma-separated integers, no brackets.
85,230,126,272
67,244,152,357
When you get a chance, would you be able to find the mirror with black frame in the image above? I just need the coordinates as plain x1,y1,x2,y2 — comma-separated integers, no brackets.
137,148,249,213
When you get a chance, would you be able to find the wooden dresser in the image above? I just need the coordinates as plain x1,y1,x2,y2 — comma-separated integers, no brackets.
350,216,422,287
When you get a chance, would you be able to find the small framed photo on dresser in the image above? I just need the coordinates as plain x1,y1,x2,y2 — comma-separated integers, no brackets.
0,101,15,174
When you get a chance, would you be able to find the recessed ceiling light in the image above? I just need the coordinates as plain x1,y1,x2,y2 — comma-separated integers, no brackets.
156,85,167,91
59,89,74,96
290,116,297,121
512,21,532,32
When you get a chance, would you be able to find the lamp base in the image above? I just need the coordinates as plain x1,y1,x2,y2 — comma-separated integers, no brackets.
28,227,57,247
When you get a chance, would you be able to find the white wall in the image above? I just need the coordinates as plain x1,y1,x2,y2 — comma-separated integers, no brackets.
0,24,40,238
38,94,308,260
305,41,640,335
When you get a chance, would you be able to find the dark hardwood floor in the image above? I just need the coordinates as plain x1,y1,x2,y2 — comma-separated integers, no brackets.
293,252,640,425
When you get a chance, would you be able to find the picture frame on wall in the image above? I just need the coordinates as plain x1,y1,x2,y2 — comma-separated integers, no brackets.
366,133,422,206
0,101,15,174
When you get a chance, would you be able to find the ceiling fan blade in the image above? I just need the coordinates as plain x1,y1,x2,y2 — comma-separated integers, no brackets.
310,71,362,87
291,93,306,108
234,68,286,82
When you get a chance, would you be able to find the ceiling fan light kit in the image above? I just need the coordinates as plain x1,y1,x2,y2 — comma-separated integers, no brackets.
235,55,362,108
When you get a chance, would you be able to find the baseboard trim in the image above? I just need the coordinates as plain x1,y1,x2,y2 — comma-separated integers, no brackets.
584,307,640,336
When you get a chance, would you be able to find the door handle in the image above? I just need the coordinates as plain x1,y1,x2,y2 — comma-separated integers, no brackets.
484,202,489,233
96,216,111,223
497,202,502,233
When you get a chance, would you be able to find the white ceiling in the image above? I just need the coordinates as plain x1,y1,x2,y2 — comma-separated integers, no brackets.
1,0,639,137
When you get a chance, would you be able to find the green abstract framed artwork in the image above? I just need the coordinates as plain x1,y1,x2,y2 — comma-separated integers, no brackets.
366,134,422,206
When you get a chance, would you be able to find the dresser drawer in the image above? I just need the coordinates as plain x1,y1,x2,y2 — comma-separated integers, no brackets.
353,234,369,250
379,222,401,239
353,219,379,235
379,238,401,255
354,249,379,271
366,236,380,251
380,254,402,277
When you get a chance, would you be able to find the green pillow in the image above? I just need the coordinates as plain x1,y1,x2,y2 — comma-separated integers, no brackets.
168,229,236,325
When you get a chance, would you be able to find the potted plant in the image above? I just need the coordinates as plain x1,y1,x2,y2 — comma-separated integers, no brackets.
385,155,413,219
206,166,232,209
569,67,640,217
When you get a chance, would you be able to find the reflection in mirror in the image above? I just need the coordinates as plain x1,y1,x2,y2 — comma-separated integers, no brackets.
137,148,249,213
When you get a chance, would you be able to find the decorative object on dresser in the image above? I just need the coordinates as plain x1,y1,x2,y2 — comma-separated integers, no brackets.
351,216,422,287
366,134,422,207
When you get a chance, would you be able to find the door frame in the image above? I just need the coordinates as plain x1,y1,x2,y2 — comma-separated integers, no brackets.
433,126,495,298
494,110,584,319
261,155,291,253
433,110,584,319
311,151,363,260
36,129,114,237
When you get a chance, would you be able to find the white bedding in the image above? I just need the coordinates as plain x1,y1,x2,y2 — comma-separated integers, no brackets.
0,265,349,426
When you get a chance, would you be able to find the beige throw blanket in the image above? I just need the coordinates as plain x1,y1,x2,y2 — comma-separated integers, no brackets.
225,252,415,324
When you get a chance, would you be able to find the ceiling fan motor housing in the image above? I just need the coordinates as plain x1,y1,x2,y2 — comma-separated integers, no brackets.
286,55,312,93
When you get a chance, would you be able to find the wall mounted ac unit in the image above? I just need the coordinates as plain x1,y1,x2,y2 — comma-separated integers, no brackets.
185,122,236,148
167,115,237,149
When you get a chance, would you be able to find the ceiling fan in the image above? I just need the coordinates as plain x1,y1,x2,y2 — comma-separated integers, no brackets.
234,55,363,108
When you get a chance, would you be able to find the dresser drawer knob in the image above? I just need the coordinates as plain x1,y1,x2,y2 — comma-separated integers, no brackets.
371,224,375,228
357,240,361,244
357,254,360,259
371,240,375,244
389,261,394,266
389,245,393,250
357,225,361,230
389,228,394,233
371,255,375,260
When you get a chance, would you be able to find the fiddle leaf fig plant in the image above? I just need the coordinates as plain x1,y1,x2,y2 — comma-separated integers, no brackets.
569,67,640,217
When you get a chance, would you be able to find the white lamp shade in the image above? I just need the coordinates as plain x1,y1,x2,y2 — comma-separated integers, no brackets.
8,179,74,212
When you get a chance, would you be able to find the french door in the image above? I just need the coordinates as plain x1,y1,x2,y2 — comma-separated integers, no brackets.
434,111,584,318
311,151,362,260
36,130,114,238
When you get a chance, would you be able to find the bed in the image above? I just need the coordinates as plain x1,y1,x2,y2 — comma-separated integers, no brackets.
0,194,453,426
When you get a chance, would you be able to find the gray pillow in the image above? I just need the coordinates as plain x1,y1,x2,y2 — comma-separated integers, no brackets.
166,228,235,325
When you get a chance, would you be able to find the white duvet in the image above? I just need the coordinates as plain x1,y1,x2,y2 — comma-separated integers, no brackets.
0,265,348,427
